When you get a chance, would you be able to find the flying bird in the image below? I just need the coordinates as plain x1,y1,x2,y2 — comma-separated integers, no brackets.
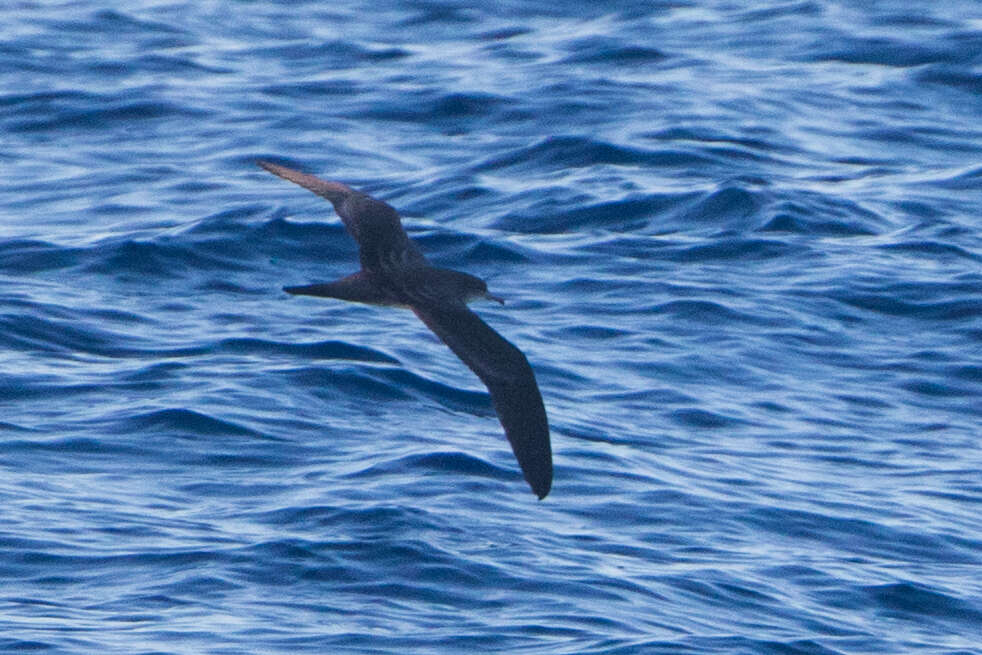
259,160,552,498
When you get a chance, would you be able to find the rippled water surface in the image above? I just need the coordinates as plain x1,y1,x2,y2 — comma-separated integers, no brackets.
3,1,982,653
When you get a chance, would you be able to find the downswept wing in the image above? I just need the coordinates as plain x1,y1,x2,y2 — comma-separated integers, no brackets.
410,301,552,499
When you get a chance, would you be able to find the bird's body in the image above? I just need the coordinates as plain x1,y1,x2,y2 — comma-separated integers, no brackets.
260,160,552,498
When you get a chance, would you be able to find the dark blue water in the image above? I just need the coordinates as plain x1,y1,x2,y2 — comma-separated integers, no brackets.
3,1,982,653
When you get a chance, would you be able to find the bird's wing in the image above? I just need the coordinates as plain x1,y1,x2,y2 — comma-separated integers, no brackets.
258,160,357,227
410,301,552,498
258,160,426,271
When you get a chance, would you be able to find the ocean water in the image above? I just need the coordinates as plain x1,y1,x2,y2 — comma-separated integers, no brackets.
2,0,982,653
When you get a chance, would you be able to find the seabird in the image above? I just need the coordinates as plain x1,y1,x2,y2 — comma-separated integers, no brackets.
259,160,552,499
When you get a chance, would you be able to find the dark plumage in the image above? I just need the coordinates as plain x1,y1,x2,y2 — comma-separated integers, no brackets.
260,160,552,498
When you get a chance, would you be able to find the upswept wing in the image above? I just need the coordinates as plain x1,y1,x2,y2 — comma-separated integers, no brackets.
258,160,355,223
258,160,426,272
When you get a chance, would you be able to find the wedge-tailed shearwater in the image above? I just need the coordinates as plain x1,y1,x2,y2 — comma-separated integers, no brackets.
259,160,552,499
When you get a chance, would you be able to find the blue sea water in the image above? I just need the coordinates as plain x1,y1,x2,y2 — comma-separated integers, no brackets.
2,0,982,653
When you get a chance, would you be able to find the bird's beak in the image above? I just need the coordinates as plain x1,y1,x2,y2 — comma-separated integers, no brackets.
485,292,505,305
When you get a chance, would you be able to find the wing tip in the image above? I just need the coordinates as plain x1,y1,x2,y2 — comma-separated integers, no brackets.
533,474,552,500
525,458,553,499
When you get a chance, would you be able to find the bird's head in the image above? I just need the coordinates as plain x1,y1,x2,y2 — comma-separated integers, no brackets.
410,268,504,305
